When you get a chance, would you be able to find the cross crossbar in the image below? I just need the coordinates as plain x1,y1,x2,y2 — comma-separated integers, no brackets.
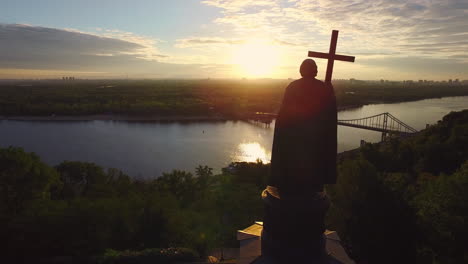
307,51,355,62
308,30,355,83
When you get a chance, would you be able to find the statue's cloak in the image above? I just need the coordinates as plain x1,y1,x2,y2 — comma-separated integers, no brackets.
270,77,337,195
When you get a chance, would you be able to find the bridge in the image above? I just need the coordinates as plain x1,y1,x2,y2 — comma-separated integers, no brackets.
338,112,418,141
249,112,418,141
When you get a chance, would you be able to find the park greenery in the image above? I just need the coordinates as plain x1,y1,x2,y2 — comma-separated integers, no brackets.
1,79,468,118
1,109,467,263
328,109,468,264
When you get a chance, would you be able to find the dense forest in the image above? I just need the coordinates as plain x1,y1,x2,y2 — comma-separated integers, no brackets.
327,109,468,263
1,110,467,263
1,79,467,118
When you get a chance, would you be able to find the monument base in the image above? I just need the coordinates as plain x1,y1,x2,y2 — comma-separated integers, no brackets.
261,186,330,263
237,187,355,263
237,224,355,264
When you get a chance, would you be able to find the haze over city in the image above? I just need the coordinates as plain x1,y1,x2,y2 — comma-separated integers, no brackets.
1,0,467,80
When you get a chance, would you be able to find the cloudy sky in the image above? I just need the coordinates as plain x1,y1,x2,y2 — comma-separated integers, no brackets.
1,0,467,80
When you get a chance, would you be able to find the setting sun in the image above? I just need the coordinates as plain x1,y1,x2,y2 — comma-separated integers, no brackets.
231,39,280,78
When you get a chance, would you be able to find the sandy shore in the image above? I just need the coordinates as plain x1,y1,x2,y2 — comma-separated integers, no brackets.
0,114,229,122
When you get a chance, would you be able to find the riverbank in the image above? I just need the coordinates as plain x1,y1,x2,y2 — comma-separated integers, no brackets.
2,79,468,120
1,94,463,122
0,114,228,122
2,96,467,178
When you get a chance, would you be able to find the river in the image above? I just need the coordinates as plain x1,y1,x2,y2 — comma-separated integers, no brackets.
1,96,467,178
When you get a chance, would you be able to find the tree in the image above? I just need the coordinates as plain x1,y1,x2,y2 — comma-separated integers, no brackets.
327,157,417,263
415,161,468,264
56,161,112,199
0,147,60,215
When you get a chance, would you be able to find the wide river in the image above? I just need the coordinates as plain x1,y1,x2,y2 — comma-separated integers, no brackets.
1,96,467,178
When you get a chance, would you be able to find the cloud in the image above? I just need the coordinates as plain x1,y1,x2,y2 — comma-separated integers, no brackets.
0,24,236,78
175,37,243,48
202,0,277,12
176,36,307,50
354,56,468,80
0,24,170,70
2,0,468,80
200,0,468,58
273,39,307,47
196,0,468,79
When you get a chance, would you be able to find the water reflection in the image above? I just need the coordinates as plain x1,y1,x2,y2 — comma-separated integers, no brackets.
234,142,271,163
0,96,466,177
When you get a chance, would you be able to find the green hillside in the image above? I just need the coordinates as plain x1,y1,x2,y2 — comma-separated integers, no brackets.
0,110,467,263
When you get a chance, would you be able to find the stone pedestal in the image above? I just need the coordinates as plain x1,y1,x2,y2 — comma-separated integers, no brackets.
261,186,330,263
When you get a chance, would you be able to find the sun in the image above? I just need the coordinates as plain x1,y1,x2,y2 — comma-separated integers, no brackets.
231,39,280,78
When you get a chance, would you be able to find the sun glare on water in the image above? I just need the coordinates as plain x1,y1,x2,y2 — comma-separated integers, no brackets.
234,142,271,163
231,39,280,78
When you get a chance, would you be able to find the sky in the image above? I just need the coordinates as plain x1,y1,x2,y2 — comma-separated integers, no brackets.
0,0,467,80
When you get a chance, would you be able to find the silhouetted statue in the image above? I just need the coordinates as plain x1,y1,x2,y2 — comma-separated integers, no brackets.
259,30,354,264
270,59,337,196
260,59,337,263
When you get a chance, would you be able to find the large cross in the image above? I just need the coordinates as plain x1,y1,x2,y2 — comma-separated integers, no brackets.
308,30,355,83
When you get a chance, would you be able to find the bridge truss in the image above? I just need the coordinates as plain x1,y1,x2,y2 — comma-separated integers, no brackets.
337,112,418,141
251,112,418,141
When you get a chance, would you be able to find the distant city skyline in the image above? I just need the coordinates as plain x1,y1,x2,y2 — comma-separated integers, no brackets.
1,0,467,80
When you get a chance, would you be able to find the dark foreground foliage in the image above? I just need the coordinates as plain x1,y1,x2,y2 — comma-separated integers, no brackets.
100,247,199,264
0,148,266,262
327,110,468,264
0,110,467,264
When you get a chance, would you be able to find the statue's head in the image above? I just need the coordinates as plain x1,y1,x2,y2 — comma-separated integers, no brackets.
300,59,318,78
